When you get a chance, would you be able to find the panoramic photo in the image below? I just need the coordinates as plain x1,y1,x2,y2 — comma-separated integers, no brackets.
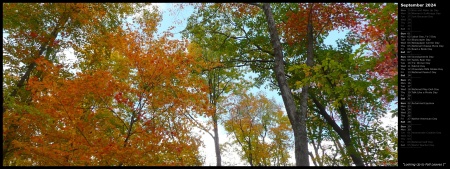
3,3,398,166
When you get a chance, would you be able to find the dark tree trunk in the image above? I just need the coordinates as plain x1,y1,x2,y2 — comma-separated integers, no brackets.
261,3,309,166
311,96,365,166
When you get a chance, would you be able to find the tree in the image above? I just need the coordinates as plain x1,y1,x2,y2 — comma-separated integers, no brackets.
182,14,247,165
260,3,310,166
183,3,310,165
3,2,398,166
279,3,365,165
222,91,293,166
183,3,397,166
353,3,398,80
299,36,397,166
3,3,210,166
3,3,137,164
352,3,398,106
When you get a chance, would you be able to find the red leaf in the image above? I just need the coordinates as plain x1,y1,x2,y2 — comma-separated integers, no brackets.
30,31,38,38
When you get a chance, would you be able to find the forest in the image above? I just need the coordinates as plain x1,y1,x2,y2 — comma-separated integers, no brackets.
3,3,398,166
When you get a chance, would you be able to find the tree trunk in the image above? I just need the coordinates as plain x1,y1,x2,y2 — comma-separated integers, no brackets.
3,11,70,114
2,13,71,163
299,5,315,166
213,116,222,166
339,105,365,166
311,95,365,166
208,70,222,166
261,3,309,166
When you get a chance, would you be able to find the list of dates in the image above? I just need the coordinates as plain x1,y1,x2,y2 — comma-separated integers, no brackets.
399,3,447,166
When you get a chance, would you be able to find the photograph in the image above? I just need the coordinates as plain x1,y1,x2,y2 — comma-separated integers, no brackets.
2,2,405,166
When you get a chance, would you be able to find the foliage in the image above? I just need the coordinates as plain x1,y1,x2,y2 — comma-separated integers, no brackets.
183,2,398,166
3,2,398,166
222,91,293,166
3,3,208,166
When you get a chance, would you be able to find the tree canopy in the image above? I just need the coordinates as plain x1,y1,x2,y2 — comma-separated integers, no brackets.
3,3,397,166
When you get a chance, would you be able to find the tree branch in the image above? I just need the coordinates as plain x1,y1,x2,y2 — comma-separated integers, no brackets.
4,10,71,114
231,17,274,56
308,151,318,166
183,112,214,139
310,94,344,135
229,58,274,63
210,30,245,40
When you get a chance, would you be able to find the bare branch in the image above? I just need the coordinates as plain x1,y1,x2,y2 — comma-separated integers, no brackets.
183,112,214,139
